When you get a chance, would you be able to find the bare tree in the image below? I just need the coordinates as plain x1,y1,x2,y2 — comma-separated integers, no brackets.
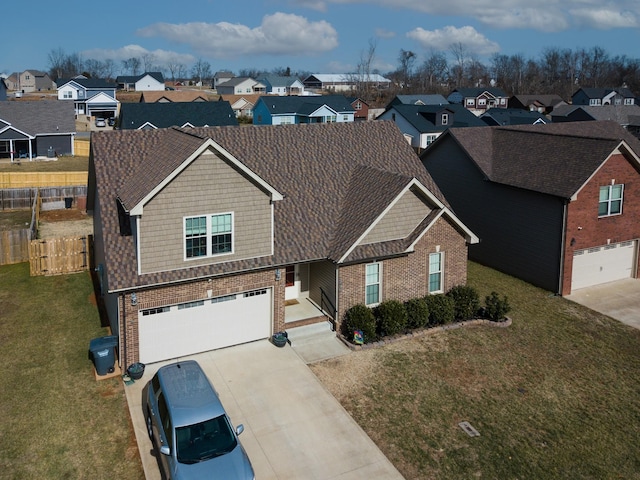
191,58,212,86
122,57,141,75
141,53,156,72
398,49,416,89
419,51,449,92
449,42,468,87
48,47,67,80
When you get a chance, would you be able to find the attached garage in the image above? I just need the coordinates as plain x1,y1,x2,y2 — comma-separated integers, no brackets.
138,288,272,364
571,241,637,290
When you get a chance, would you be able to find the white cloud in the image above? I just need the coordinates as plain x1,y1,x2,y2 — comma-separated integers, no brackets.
375,28,396,39
137,13,338,58
407,26,500,56
288,0,328,12
81,45,196,67
320,0,640,31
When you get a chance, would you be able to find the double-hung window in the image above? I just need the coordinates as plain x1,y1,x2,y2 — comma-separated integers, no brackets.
185,213,233,259
428,252,443,293
598,185,623,217
365,263,381,306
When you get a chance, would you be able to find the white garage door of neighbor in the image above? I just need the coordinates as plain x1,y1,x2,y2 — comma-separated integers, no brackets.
138,288,272,364
572,241,636,290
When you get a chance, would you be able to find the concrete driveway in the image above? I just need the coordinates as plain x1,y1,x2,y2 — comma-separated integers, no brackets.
566,278,640,329
124,337,403,479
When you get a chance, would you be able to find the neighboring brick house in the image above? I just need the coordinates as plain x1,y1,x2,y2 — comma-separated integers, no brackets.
88,121,477,366
447,87,509,115
347,97,369,121
422,121,640,296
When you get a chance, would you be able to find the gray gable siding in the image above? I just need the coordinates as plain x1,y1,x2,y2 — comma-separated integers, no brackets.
424,138,564,292
309,260,337,315
139,150,273,274
362,188,432,244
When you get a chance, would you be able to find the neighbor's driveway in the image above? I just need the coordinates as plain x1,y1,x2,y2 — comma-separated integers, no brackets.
566,278,640,330
124,339,404,480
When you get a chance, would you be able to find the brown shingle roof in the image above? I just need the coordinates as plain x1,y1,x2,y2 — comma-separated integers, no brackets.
140,90,210,103
447,121,640,198
91,121,449,291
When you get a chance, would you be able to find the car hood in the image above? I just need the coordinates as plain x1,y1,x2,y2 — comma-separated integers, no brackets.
175,445,254,480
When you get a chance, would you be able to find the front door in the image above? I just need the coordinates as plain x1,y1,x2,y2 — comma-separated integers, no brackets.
284,265,299,300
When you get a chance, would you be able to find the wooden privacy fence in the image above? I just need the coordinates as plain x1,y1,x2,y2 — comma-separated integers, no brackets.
0,186,87,210
74,139,90,157
1,229,31,265
0,172,88,189
29,235,92,276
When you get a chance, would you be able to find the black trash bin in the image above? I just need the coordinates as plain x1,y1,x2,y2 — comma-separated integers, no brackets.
89,335,118,375
64,197,73,209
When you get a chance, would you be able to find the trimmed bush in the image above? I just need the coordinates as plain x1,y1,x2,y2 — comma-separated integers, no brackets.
424,294,455,326
375,300,408,336
405,298,430,329
447,285,480,320
484,291,512,321
342,304,377,343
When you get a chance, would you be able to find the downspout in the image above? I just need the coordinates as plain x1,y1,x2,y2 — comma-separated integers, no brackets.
558,200,569,296
120,293,127,369
334,264,340,331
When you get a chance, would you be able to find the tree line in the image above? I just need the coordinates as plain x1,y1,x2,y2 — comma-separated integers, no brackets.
45,44,640,105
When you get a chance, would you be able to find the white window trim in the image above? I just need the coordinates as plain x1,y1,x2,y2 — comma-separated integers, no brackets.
428,252,444,294
365,262,382,306
598,184,624,217
183,212,234,261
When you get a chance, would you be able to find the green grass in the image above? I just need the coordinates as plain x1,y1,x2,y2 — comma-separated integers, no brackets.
0,156,89,172
0,263,144,479
313,262,640,479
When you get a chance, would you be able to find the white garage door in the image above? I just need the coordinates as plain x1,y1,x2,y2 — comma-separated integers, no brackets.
572,241,636,290
138,288,272,364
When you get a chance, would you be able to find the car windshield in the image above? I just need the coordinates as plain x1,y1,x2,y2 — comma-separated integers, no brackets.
176,415,237,464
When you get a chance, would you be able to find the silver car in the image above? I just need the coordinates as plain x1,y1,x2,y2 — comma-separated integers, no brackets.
142,360,255,479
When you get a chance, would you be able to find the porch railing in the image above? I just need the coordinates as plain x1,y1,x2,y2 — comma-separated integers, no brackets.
320,287,337,331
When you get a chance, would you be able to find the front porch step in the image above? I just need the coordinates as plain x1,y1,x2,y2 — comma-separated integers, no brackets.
285,321,350,364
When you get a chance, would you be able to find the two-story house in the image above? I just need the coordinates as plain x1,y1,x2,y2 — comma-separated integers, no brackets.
88,121,478,367
8,70,55,93
447,87,509,115
422,121,640,296
377,103,486,152
252,95,356,125
572,87,636,107
56,77,119,119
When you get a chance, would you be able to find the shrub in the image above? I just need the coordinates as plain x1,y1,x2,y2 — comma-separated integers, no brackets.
342,304,377,343
447,285,480,320
484,291,512,321
405,298,430,329
375,300,408,336
424,294,455,326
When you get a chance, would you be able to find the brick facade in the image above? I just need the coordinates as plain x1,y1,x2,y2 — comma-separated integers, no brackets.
336,217,468,328
118,269,284,366
561,152,640,295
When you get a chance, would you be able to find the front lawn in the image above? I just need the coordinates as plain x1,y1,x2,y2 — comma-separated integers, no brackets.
311,262,640,479
0,263,144,479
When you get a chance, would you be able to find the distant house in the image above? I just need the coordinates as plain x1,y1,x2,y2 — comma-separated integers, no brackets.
215,77,266,95
0,78,7,101
116,72,165,91
252,95,355,125
572,87,636,106
257,75,305,96
387,94,450,107
508,94,566,114
377,103,486,152
422,121,640,295
551,104,640,139
56,77,119,119
447,87,509,115
302,74,391,93
140,91,209,103
118,101,238,130
217,95,261,118
213,71,234,90
0,101,76,161
8,70,55,93
347,97,369,121
481,108,548,126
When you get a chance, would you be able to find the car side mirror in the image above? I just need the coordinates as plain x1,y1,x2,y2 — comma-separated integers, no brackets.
160,445,171,456
236,424,244,436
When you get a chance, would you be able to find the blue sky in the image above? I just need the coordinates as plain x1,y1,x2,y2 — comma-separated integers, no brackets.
3,0,640,77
